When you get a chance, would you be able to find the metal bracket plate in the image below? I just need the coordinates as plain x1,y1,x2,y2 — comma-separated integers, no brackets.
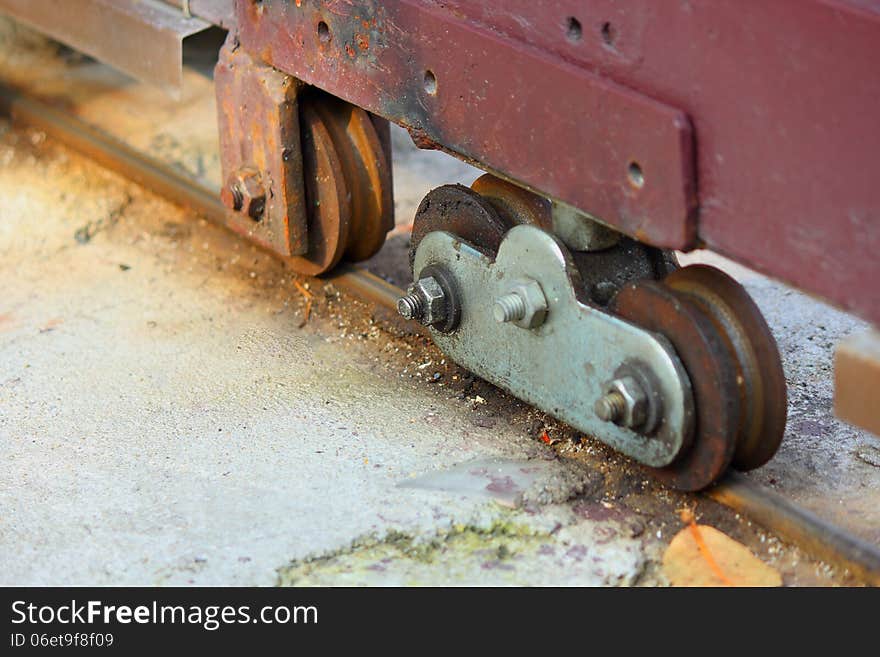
414,225,695,467
214,39,308,257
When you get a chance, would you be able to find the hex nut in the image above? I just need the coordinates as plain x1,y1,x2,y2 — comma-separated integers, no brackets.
506,279,548,329
222,169,266,221
606,375,648,429
409,276,447,327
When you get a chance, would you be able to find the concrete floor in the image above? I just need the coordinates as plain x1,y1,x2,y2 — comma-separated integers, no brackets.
0,20,877,586
0,126,652,585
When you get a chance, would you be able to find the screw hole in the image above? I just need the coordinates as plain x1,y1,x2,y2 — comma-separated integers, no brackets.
317,20,330,43
601,21,616,47
565,17,582,42
628,162,644,189
423,69,438,96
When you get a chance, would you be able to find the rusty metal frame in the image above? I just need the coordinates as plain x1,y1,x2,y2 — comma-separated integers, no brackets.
231,0,880,326
0,0,213,97
5,0,878,326
238,0,698,252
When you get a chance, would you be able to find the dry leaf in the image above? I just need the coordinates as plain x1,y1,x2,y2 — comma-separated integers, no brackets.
662,524,782,587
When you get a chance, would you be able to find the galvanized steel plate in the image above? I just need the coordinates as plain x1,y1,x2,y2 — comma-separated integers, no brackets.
414,225,695,468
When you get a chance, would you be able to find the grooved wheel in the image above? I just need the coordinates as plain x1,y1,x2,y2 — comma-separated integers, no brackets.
290,103,352,276
409,184,509,267
410,176,552,267
311,96,393,262
287,92,393,276
664,265,787,471
612,279,741,491
469,174,552,230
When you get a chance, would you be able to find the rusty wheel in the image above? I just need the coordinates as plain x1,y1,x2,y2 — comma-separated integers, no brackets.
410,176,552,266
664,265,787,471
409,184,509,267
310,95,394,262
469,174,552,231
612,278,741,491
290,104,352,276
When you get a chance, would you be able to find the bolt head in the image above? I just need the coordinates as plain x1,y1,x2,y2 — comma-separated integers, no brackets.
410,276,447,327
606,376,648,429
506,279,548,329
222,169,266,221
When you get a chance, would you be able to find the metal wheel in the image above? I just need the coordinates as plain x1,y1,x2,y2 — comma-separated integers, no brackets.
469,174,552,230
310,95,393,262
409,175,552,267
664,265,787,471
612,278,741,491
287,92,393,276
409,184,509,267
290,103,352,276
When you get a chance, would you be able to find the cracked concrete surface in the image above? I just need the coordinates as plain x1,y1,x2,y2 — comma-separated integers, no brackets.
0,126,653,585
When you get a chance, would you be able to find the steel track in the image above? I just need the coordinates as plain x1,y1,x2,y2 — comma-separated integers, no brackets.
3,85,878,586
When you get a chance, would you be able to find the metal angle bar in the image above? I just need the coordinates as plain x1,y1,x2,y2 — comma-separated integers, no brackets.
709,473,880,586
0,0,211,97
160,0,235,29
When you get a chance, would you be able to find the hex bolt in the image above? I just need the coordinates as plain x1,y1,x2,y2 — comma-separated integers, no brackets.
594,390,627,422
220,169,266,221
492,279,548,329
396,276,448,327
493,292,527,323
594,375,649,430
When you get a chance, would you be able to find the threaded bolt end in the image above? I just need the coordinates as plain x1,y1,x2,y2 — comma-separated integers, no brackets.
397,293,425,321
595,390,627,422
493,293,527,323
221,182,244,212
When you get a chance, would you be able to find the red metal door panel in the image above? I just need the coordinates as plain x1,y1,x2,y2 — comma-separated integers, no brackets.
237,0,880,324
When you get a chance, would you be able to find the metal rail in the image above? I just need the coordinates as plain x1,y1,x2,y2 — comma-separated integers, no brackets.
2,84,878,586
